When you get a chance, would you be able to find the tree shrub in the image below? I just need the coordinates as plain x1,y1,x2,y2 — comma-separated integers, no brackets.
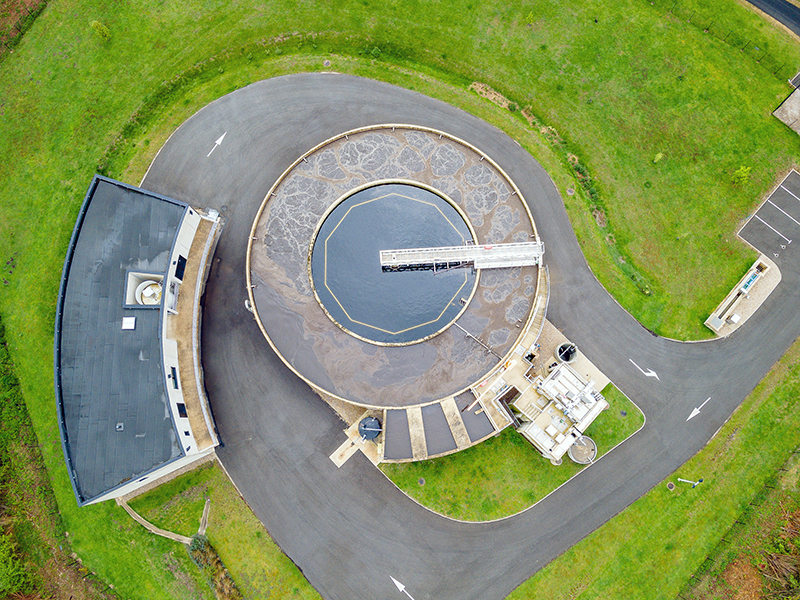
90,20,111,42
0,532,30,596
733,165,752,185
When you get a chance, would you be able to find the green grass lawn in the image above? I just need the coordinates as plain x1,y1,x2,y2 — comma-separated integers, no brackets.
1,0,800,597
130,462,321,599
380,385,644,521
680,451,800,599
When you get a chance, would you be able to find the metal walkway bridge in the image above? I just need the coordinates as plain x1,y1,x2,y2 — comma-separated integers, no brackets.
380,241,545,270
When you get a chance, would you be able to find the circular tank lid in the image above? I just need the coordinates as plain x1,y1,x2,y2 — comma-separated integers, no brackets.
557,342,577,364
358,416,382,440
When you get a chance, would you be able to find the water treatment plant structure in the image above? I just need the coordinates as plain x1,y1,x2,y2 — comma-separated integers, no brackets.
246,124,608,464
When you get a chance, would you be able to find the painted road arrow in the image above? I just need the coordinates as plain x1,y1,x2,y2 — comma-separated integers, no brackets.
629,358,660,380
390,576,416,599
206,131,227,157
687,397,711,421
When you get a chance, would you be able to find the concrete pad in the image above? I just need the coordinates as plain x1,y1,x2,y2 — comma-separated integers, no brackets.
330,411,385,467
705,255,781,337
572,352,610,391
330,438,360,468
440,397,472,449
407,406,428,460
774,88,800,134
355,437,382,466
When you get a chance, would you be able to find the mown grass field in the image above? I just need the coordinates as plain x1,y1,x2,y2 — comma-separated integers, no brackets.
1,0,800,597
380,385,644,521
680,451,800,599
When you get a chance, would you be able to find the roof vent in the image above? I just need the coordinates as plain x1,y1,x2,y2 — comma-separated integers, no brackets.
115,422,124,432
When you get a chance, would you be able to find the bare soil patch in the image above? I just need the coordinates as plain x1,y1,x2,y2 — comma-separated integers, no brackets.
0,0,45,48
722,560,762,600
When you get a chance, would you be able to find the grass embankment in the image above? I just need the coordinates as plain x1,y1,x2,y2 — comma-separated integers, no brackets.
129,462,320,599
0,0,47,59
0,316,123,599
681,451,800,599
509,333,800,600
0,0,799,596
380,385,643,521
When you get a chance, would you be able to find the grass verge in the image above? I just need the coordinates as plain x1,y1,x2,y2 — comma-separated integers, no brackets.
0,316,117,599
680,450,800,599
508,331,800,599
380,385,644,521
129,461,321,599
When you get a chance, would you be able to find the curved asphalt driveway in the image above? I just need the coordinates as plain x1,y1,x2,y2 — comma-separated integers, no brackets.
745,0,800,38
141,74,800,600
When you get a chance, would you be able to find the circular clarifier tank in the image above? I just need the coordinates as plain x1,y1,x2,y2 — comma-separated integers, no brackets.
309,182,478,346
248,125,541,408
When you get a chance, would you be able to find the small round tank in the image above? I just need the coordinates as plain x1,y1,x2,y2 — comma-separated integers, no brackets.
358,416,382,441
556,342,577,364
567,436,597,464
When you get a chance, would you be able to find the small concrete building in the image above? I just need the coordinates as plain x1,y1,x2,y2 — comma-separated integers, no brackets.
511,362,608,464
54,176,221,505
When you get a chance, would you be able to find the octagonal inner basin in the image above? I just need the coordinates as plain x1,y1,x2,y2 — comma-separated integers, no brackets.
309,182,478,345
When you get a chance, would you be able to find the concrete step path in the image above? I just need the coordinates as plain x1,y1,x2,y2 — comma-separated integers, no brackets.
329,411,383,467
198,498,211,536
117,498,192,545
440,397,471,450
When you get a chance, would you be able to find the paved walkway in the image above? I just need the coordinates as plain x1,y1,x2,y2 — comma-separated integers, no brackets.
116,499,192,545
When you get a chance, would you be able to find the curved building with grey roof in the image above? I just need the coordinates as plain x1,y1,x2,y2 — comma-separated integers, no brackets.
55,176,221,505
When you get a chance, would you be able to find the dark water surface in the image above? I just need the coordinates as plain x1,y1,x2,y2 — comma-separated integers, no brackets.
310,183,477,345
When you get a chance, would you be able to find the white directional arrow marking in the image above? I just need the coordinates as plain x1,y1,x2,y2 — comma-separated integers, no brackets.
687,397,711,421
629,358,660,380
390,576,416,599
206,131,227,157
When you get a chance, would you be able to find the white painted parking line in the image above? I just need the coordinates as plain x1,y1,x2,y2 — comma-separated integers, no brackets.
754,215,793,244
780,184,800,203
768,200,800,228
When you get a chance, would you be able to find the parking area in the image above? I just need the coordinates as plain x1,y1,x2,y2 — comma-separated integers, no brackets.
739,170,800,265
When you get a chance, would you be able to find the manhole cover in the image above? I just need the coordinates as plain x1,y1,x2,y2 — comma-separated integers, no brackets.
567,188,575,196
667,482,675,490
620,410,627,417
418,478,425,486
324,59,331,67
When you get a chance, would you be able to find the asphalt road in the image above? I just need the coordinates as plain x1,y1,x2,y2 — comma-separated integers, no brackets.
141,74,800,600
745,0,800,38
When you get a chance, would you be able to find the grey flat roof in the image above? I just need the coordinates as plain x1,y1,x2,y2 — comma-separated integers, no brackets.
55,176,188,505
